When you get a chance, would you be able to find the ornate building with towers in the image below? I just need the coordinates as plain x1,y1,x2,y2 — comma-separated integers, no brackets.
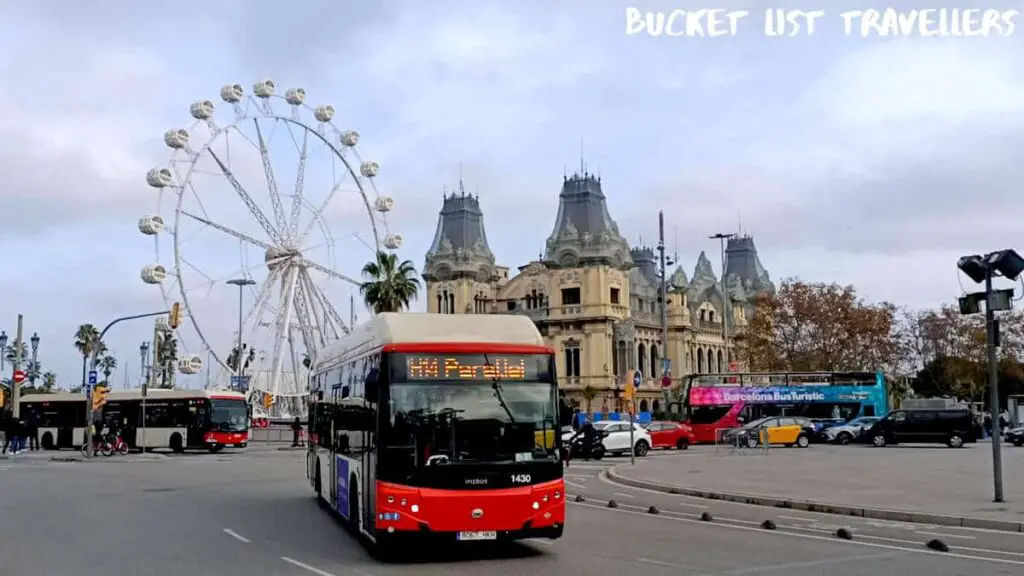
422,172,775,413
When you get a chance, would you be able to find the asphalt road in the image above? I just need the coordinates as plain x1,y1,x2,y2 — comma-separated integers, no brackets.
2,448,1023,575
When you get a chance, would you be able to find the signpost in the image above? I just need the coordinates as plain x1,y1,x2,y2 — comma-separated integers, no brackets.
12,369,26,384
230,375,251,392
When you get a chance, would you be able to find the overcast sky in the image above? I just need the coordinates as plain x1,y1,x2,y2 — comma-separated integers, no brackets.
1,0,1021,388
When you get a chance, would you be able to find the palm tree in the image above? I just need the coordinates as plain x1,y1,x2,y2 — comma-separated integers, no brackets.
359,250,421,314
42,371,57,392
74,324,103,388
4,342,29,364
99,356,117,386
26,359,42,385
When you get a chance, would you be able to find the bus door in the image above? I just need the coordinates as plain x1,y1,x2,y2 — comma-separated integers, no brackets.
362,361,380,532
187,401,209,447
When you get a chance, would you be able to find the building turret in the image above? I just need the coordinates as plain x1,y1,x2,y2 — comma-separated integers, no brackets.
544,171,632,269
423,188,499,314
724,235,775,295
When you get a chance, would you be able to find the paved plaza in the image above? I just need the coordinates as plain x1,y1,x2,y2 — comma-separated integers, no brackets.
612,444,1024,527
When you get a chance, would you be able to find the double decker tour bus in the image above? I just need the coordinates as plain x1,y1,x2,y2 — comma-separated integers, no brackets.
307,313,565,555
677,371,891,444
20,389,249,452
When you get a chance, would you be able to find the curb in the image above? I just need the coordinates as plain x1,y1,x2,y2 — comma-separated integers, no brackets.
607,466,1024,534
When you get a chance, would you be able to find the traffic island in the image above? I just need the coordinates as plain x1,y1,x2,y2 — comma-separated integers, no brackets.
606,447,1024,534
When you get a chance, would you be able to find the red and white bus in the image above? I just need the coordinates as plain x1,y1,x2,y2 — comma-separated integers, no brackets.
20,389,249,452
307,313,565,555
104,389,249,452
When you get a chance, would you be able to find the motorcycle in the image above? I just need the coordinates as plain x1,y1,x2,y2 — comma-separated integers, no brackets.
565,431,607,461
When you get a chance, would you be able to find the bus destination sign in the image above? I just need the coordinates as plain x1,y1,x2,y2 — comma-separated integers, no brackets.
407,355,527,380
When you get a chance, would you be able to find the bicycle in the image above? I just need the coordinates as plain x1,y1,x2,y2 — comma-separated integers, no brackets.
105,435,130,457
81,435,114,458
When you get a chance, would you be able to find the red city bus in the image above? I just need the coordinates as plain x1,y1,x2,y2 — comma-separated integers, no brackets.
307,313,565,556
20,389,249,452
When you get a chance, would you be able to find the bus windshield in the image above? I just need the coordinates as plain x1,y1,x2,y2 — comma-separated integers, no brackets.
210,398,248,432
382,381,558,468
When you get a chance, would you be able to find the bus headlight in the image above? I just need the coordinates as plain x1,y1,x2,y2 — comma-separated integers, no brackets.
410,504,419,513
532,501,540,510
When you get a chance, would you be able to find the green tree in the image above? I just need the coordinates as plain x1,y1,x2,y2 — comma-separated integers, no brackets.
41,371,57,392
73,324,105,388
99,355,117,386
580,385,598,415
359,250,421,314
4,342,29,364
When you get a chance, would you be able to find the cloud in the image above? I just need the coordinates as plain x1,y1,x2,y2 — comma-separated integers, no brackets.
1,0,1022,385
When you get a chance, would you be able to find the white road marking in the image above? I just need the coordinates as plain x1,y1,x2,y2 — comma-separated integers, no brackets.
918,531,977,541
565,479,588,490
777,515,814,522
280,557,337,576
569,501,1024,566
222,528,250,543
602,471,1024,537
636,557,689,568
526,538,554,546
613,492,635,499
723,551,910,574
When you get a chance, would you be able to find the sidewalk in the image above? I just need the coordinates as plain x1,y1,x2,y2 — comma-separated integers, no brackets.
609,445,1024,532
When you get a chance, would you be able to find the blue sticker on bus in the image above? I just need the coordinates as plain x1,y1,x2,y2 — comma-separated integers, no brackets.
336,456,349,519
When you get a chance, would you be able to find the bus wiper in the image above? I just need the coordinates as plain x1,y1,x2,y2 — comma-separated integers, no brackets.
484,353,516,424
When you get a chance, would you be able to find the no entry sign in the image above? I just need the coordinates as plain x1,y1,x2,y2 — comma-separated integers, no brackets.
12,369,26,383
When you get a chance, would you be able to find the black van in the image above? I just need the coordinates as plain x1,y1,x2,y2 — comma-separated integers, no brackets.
868,409,977,448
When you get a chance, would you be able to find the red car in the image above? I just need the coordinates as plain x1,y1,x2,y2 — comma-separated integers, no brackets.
646,421,695,450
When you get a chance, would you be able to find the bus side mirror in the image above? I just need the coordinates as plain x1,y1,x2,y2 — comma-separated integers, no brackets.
365,369,380,403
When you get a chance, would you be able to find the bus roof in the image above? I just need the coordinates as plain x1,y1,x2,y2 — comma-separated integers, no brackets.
19,389,246,403
317,312,547,366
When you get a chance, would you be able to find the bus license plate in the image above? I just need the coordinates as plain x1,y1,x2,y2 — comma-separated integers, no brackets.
457,531,497,541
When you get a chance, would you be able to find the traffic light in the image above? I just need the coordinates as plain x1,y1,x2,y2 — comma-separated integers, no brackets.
0,387,5,408
623,370,636,402
92,385,109,411
168,302,182,329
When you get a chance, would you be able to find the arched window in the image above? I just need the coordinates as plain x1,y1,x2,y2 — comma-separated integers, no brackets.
436,293,442,313
717,349,724,373
447,292,455,314
652,399,661,413
709,310,716,322
637,343,647,378
697,348,705,373
699,309,706,321
649,344,659,377
639,399,649,413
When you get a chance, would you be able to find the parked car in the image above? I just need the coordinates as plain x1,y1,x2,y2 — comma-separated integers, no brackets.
645,421,695,450
562,421,651,457
721,416,812,448
867,409,977,448
789,416,825,442
1006,426,1024,447
824,417,881,445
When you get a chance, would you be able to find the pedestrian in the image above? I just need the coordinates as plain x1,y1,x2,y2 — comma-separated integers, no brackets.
10,416,25,454
26,409,39,451
1,409,12,455
291,416,303,447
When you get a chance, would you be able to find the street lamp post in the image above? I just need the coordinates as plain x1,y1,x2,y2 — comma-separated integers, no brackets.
709,232,737,367
0,330,7,376
139,341,150,386
227,279,256,383
956,248,1024,503
656,211,676,411
29,332,40,389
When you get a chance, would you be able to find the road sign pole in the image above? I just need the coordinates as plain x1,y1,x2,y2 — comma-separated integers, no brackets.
11,315,23,418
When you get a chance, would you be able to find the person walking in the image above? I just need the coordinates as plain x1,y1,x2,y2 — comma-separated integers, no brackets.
1,409,12,455
291,416,303,447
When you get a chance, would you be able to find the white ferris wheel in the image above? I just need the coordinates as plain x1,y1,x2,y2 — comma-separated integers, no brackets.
138,79,400,410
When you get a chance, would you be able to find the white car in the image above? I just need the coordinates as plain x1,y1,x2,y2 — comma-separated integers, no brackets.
562,421,651,457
